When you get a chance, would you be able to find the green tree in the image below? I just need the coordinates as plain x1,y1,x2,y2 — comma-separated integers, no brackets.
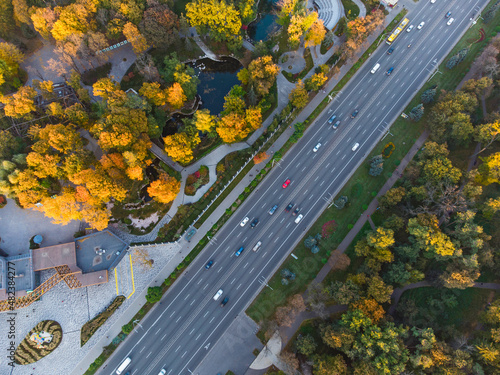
0,130,23,159
0,0,15,37
335,310,410,373
145,286,163,303
326,280,360,305
367,275,393,304
295,334,317,356
313,354,348,375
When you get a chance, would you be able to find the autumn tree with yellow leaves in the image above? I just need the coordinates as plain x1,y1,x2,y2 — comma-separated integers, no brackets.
186,0,242,44
1,86,37,119
147,172,181,204
163,132,200,164
238,56,280,97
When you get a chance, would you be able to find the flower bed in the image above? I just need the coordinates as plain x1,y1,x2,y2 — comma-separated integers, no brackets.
184,165,209,196
14,320,63,364
382,142,395,158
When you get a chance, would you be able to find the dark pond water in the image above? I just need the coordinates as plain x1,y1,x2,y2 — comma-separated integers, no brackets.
247,0,281,42
161,57,242,139
192,57,242,115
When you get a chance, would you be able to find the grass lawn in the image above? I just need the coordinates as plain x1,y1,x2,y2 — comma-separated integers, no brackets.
342,0,360,20
398,287,497,333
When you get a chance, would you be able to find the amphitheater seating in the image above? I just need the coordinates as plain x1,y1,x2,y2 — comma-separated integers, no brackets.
313,0,342,30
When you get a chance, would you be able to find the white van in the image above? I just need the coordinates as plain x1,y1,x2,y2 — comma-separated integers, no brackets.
116,357,131,374
352,143,360,152
213,289,223,301
370,63,380,74
252,241,262,252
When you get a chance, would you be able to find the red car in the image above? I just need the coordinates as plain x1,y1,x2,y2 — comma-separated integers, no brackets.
282,179,291,188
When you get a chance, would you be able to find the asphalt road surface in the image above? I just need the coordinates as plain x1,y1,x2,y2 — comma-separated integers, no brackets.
102,1,488,374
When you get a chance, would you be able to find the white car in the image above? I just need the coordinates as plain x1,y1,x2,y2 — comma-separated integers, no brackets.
447,17,454,25
252,241,262,252
417,21,425,29
240,217,249,227
213,289,223,301
431,0,436,3
313,143,322,152
158,370,166,375
294,214,303,224
406,25,414,32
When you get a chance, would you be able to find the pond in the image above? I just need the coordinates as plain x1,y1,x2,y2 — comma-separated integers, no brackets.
247,0,281,42
192,57,242,115
161,57,242,139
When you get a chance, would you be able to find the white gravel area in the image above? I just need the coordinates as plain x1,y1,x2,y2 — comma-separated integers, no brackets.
0,243,178,375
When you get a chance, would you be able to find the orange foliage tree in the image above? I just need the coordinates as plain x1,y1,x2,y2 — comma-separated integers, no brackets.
166,82,187,110
147,172,181,204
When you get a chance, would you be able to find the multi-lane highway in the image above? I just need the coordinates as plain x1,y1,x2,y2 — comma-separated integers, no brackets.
101,0,488,374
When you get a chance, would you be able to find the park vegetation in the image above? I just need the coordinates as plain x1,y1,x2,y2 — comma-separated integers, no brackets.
263,34,500,374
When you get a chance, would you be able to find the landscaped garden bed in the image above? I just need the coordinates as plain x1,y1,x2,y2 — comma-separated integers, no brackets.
14,320,63,364
184,165,209,195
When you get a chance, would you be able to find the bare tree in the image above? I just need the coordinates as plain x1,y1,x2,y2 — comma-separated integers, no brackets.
132,248,154,269
279,350,299,375
408,182,468,223
46,58,70,78
136,54,161,82
275,305,294,327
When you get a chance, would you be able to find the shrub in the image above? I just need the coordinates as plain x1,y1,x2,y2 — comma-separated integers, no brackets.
81,296,126,346
185,185,196,195
121,323,133,334
199,165,209,177
321,220,338,238
186,175,197,185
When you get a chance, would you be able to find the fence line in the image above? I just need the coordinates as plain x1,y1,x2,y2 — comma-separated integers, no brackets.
177,115,291,242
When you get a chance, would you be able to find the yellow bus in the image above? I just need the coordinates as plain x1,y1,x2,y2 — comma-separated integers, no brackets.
386,18,410,45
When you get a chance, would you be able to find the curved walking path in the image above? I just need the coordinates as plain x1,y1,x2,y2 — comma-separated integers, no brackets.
352,0,366,18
